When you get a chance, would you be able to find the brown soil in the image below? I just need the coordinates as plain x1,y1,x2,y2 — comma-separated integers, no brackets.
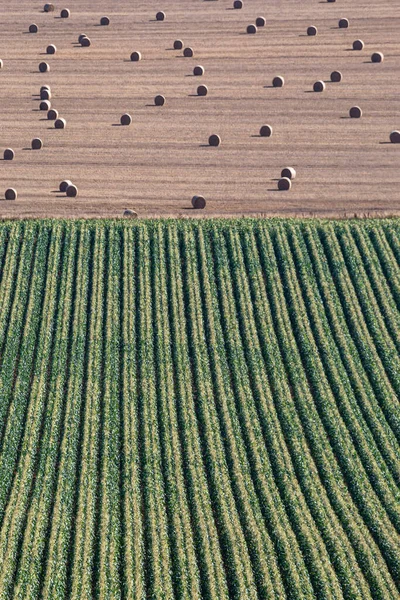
0,0,399,218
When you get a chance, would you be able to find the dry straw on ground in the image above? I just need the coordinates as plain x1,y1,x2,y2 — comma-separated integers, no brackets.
313,80,325,92
278,177,292,190
55,117,67,128
66,184,78,197
371,52,384,62
208,134,221,147
273,76,284,87
47,109,58,120
390,131,400,143
124,209,138,217
4,149,15,160
197,85,208,96
192,195,206,208
59,179,72,192
4,188,17,200
31,138,43,150
330,70,342,82
350,106,362,118
281,167,296,179
247,24,257,34
40,89,51,100
353,39,364,50
120,113,132,125
260,125,273,137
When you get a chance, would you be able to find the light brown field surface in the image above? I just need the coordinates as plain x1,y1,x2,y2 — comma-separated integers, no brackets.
0,0,399,218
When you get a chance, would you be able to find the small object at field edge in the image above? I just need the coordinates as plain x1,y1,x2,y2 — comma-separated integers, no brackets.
66,184,78,197
192,195,206,209
278,177,292,190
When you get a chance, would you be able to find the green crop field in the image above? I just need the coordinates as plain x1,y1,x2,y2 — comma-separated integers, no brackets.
0,218,399,600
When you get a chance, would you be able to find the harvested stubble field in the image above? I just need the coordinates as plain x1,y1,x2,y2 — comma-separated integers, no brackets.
0,217,400,599
0,0,399,218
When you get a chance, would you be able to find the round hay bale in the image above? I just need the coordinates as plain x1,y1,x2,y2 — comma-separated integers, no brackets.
208,134,221,147
39,62,50,73
233,0,243,8
59,179,72,192
123,209,138,218
278,177,291,191
371,52,384,63
313,80,325,92
307,26,317,36
197,85,208,96
353,39,364,51
44,3,55,12
4,148,15,160
327,0,336,2
0,60,3,69
330,70,342,82
260,124,273,137
81,36,91,47
156,11,165,21
193,65,204,76
29,24,38,33
130,51,142,62
40,100,51,111
60,8,70,18
47,108,58,120
41,85,51,92
281,167,296,180
273,76,284,87
100,16,110,26
66,184,78,197
120,113,132,125
338,18,349,28
5,188,17,200
256,17,266,27
247,24,257,34
192,195,206,209
40,88,51,100
349,106,362,118
174,39,183,50
183,47,193,57
46,44,57,55
155,95,166,106
389,131,400,144
78,33,88,44
54,117,66,129
31,138,43,150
